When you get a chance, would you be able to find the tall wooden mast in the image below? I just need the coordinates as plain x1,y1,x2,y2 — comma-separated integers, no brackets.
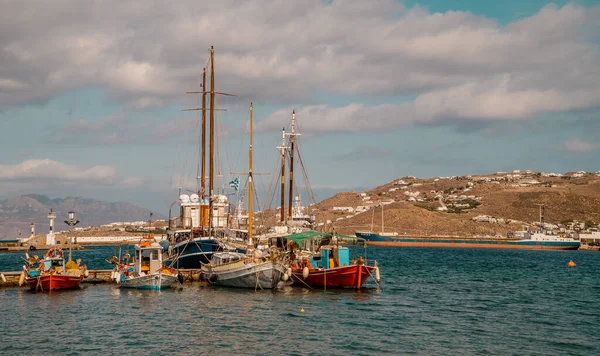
209,46,216,199
201,67,207,197
286,111,300,221
183,46,236,234
247,103,254,250
276,127,287,223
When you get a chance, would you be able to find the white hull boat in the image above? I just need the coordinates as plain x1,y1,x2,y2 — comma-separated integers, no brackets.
118,272,179,290
202,252,287,289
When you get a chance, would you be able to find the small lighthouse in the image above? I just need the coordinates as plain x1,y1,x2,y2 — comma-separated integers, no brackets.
30,222,35,238
46,209,56,246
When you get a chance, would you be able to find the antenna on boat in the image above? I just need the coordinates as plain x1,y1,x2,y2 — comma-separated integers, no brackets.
536,204,545,233
248,103,254,251
381,203,384,235
148,212,153,237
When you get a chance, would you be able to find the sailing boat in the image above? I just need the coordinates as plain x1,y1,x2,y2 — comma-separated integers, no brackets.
164,46,234,268
259,111,314,243
355,203,400,242
201,103,288,289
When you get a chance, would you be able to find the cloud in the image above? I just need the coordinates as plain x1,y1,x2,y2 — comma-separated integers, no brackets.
47,113,139,145
0,1,598,124
48,112,204,146
562,137,600,152
257,73,600,134
257,103,414,133
0,159,149,188
0,159,117,182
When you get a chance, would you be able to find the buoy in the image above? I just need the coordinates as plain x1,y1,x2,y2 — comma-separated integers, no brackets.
282,273,289,282
300,308,305,313
567,260,576,267
110,271,115,280
0,273,6,283
286,267,292,276
84,269,89,278
25,252,30,259
115,272,121,284
375,267,381,281
302,266,309,279
18,272,25,286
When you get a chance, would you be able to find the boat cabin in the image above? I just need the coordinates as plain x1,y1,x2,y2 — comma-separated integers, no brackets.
307,246,350,269
211,251,245,266
41,258,64,273
135,242,164,275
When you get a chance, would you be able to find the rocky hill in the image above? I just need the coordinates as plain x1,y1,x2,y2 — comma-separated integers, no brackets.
307,170,600,237
0,194,165,240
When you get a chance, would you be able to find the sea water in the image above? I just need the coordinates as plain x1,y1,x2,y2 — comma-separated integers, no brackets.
0,246,598,355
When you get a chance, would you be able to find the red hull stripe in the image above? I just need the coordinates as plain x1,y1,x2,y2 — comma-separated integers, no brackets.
292,265,376,288
26,275,83,291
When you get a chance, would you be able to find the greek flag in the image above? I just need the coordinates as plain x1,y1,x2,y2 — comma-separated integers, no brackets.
229,177,239,191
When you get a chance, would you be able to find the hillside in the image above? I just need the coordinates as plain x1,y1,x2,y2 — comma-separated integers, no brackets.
0,195,165,240
308,170,600,237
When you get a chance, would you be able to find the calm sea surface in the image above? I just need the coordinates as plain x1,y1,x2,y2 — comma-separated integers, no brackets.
1,246,598,355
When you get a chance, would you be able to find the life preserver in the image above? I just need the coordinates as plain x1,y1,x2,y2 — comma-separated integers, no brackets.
47,247,63,258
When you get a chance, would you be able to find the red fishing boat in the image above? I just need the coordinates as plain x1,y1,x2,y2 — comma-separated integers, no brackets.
26,273,83,291
284,231,381,289
23,247,87,292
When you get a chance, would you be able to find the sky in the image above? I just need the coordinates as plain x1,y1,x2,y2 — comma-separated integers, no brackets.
1,0,599,215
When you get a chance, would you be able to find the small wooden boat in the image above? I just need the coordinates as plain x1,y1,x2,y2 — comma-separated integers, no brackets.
112,236,181,290
285,231,381,289
201,250,287,289
23,247,87,292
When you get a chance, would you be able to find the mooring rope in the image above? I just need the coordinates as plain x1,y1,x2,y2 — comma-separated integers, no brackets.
365,263,383,291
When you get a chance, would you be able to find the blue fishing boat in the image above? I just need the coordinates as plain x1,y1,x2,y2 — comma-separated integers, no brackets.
164,232,222,268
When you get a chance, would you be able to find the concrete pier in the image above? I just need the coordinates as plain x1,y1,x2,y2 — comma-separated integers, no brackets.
0,234,84,252
0,269,204,288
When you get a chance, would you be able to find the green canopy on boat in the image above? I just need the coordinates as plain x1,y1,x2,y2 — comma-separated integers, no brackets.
336,233,367,246
282,230,366,247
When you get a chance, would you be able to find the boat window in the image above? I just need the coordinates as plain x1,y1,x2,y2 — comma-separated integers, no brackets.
151,250,159,260
52,260,64,267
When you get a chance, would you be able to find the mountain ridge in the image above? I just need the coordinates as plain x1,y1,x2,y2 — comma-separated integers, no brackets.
0,194,165,240
313,170,600,237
